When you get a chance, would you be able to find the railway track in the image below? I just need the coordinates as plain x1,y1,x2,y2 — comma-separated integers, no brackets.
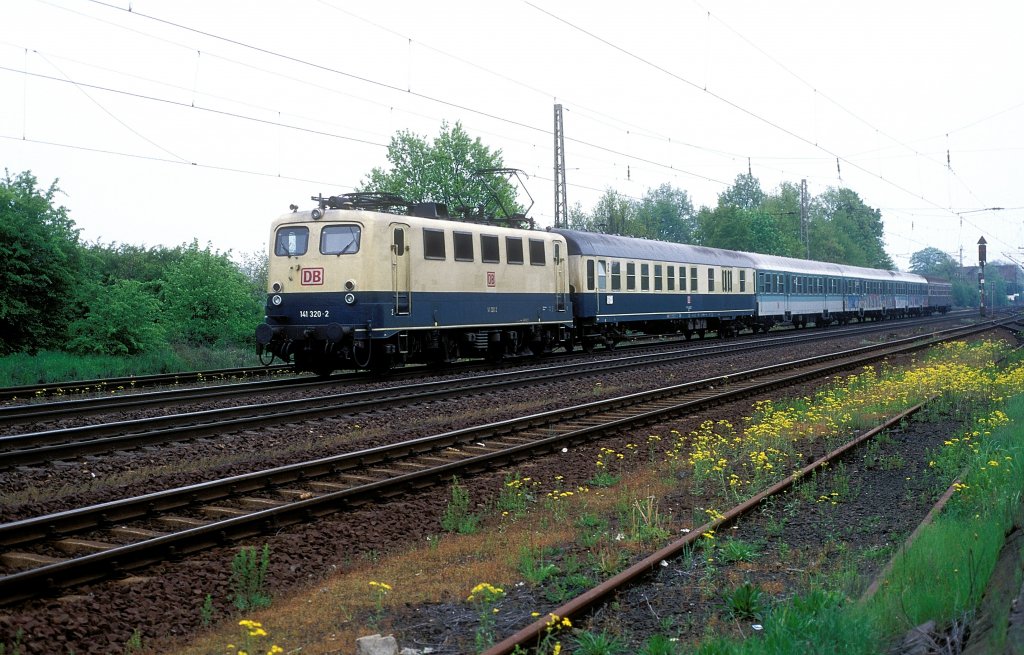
0,312,973,413
0,315,972,467
0,316,1007,606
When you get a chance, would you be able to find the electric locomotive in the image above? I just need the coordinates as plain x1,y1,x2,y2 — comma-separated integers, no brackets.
255,193,573,374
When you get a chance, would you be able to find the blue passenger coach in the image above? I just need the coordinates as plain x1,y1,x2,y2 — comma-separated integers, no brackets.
554,229,758,346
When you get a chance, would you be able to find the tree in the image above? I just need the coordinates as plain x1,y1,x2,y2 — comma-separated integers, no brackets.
591,188,638,236
909,247,957,279
159,241,262,346
718,173,765,211
635,184,695,243
68,280,166,355
809,188,893,269
0,170,81,354
360,121,521,219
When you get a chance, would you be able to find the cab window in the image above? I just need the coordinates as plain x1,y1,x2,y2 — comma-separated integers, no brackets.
275,226,309,256
320,225,361,255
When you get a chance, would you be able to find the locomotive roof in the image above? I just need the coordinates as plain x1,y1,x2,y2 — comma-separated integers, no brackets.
552,229,927,284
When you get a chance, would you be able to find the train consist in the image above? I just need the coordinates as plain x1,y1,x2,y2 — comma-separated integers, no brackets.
255,193,952,374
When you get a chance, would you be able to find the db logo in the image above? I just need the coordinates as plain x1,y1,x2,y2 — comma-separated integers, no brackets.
486,271,496,287
301,268,324,285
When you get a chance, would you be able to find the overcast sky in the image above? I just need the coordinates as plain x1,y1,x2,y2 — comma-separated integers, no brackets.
2,0,1022,270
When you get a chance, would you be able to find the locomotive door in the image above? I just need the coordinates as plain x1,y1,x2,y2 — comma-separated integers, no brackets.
390,223,411,315
554,242,566,312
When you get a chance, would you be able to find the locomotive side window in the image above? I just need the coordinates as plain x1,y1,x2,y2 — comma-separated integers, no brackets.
506,237,524,264
611,261,621,290
667,265,675,291
641,263,650,291
274,226,309,257
423,228,446,260
454,231,474,262
626,262,636,290
528,239,546,265
393,228,405,254
481,235,500,263
707,267,715,292
654,264,663,291
321,225,361,255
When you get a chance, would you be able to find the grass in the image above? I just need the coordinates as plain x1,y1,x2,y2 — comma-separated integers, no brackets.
0,343,260,389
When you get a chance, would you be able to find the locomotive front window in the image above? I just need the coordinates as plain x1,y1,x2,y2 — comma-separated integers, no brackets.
320,225,361,255
274,226,309,257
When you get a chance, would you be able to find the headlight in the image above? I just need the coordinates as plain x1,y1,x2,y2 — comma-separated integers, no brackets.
271,294,283,306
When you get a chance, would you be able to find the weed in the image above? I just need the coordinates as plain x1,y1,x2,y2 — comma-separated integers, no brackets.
639,634,679,655
467,582,505,653
230,544,272,611
573,629,627,655
724,581,766,620
199,593,215,627
123,628,143,655
518,546,560,586
498,473,533,518
441,476,480,534
718,538,758,563
627,495,670,543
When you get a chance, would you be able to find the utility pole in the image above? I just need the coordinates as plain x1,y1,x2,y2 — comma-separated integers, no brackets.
553,104,568,229
978,236,987,317
800,179,809,259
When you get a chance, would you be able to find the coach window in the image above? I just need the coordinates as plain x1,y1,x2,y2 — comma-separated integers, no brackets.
453,232,474,262
641,263,650,291
690,266,698,293
707,267,715,292
626,262,636,290
274,226,309,257
586,260,596,290
739,270,746,293
654,264,663,291
611,261,621,290
423,228,446,260
679,267,686,291
481,234,500,263
506,237,524,264
320,225,361,255
528,239,546,265
667,265,675,291
598,260,608,290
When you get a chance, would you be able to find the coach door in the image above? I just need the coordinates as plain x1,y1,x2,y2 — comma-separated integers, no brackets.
555,242,567,312
390,223,411,315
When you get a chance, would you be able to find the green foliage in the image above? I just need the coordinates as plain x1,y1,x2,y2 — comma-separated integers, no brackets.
724,581,766,620
718,538,758,563
573,630,627,655
122,628,143,654
0,170,81,354
230,544,272,611
360,121,521,219
68,280,167,355
159,241,262,346
517,545,560,585
639,634,678,655
441,477,480,534
199,593,215,627
909,246,957,279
